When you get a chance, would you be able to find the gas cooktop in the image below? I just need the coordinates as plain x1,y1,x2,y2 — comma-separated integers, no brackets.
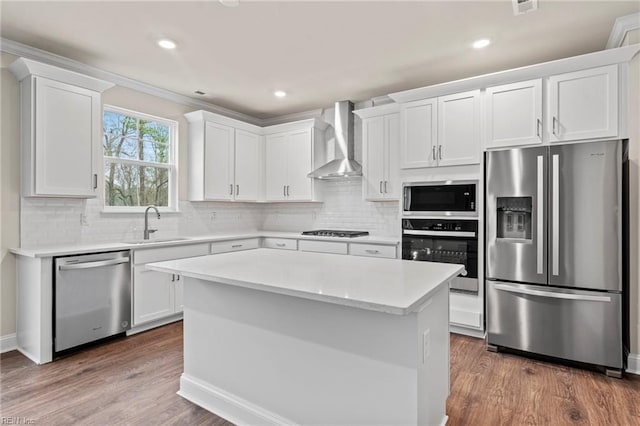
301,230,369,238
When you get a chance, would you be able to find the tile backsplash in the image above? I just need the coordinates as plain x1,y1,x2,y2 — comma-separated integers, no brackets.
19,179,399,248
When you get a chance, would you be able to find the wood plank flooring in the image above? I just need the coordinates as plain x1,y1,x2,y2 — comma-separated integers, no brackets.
1,322,638,425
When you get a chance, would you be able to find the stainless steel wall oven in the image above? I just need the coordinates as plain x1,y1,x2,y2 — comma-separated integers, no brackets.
402,218,478,293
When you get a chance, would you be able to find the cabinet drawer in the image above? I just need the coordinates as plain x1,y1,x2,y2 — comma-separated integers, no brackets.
263,238,298,250
210,238,259,254
298,240,348,255
349,243,397,259
134,243,209,265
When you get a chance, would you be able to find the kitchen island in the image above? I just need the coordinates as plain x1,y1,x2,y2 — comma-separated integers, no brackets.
147,249,463,426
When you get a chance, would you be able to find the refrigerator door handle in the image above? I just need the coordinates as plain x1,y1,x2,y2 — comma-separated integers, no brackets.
493,284,611,302
536,155,544,275
552,154,560,276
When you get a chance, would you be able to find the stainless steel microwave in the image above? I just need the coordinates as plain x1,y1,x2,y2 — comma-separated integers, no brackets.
403,181,477,216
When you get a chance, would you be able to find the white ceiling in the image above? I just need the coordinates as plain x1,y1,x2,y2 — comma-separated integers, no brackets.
1,1,638,119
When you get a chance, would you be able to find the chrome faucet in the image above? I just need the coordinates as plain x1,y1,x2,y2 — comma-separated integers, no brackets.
144,205,161,240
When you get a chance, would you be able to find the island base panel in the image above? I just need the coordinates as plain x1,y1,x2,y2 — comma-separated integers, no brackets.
180,277,450,426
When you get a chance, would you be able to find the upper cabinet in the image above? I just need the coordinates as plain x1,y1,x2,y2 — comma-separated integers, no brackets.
485,65,619,149
8,58,114,198
185,111,262,202
399,90,480,169
354,104,400,201
547,65,618,143
264,120,327,202
485,79,543,149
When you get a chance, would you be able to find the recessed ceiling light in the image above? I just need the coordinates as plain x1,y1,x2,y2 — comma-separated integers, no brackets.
472,38,491,49
274,90,287,98
220,0,240,7
157,39,177,50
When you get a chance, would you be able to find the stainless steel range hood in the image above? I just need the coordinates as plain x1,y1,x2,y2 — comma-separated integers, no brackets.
307,100,362,179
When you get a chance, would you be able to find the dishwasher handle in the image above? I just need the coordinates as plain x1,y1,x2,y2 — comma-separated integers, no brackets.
58,257,130,271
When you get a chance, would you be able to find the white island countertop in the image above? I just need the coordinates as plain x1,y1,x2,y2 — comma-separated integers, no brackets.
147,248,464,315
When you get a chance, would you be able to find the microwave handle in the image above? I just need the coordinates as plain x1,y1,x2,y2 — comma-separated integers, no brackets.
403,186,410,211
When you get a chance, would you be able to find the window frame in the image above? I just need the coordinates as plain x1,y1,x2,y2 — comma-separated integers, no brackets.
102,105,179,213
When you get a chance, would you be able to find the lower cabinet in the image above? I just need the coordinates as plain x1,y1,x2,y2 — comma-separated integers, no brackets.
349,243,397,259
132,243,209,327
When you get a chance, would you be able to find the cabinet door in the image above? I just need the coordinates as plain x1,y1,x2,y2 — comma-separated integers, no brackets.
204,122,234,200
34,77,99,197
265,133,289,201
384,113,401,199
174,275,183,313
362,116,386,200
547,65,618,142
485,79,543,148
286,129,313,201
437,90,481,167
234,129,261,201
133,268,175,325
400,98,437,169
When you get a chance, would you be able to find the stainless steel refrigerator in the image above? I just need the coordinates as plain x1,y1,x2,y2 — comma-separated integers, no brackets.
485,140,628,376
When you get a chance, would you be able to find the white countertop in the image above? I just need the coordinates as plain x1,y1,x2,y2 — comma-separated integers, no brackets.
146,248,463,315
9,231,399,258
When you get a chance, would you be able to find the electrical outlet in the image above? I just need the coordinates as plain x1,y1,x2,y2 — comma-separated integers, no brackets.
423,329,430,363
210,212,216,221
80,213,89,226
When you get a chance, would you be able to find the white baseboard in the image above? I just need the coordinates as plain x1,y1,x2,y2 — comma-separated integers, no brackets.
178,374,296,426
0,333,17,353
628,353,640,375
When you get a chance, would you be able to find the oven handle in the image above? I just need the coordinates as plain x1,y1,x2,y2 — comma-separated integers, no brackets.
403,230,476,238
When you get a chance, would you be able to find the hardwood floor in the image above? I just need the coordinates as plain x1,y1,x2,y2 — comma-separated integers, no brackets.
1,322,638,425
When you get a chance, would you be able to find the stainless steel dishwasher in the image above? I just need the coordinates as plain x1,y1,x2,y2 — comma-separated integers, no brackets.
54,251,131,352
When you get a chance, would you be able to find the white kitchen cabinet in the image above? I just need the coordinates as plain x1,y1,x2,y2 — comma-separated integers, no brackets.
547,65,618,142
399,90,480,169
264,119,326,202
437,90,481,166
400,98,437,169
185,111,262,202
8,58,113,198
298,240,348,254
349,243,397,259
263,238,298,250
355,104,400,201
485,79,543,148
132,243,209,327
209,238,260,254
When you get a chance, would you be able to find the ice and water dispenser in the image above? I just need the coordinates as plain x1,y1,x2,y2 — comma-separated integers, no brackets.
496,197,532,240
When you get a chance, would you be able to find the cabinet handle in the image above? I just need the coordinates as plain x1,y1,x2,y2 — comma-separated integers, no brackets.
176,275,180,281
432,146,436,161
275,243,286,247
384,181,388,193
230,184,233,195
379,181,383,194
236,184,239,196
171,274,175,282
365,249,380,254
536,118,542,140
93,174,98,190
283,185,286,196
286,185,290,196
232,244,243,248
552,116,558,136
438,145,442,160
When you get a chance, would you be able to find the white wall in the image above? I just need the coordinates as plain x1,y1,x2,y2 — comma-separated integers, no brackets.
1,52,20,337
622,29,639,355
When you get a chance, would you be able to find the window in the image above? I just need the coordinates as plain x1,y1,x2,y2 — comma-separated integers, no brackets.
102,106,177,211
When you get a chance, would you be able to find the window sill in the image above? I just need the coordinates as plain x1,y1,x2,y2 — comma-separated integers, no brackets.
101,206,180,214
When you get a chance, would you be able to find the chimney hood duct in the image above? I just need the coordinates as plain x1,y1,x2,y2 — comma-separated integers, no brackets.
307,100,362,179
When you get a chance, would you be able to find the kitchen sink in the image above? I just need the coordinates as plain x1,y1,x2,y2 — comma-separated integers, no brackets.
125,237,191,245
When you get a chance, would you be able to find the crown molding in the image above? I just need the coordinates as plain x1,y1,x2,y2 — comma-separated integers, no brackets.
0,37,263,125
606,12,640,49
259,108,324,127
